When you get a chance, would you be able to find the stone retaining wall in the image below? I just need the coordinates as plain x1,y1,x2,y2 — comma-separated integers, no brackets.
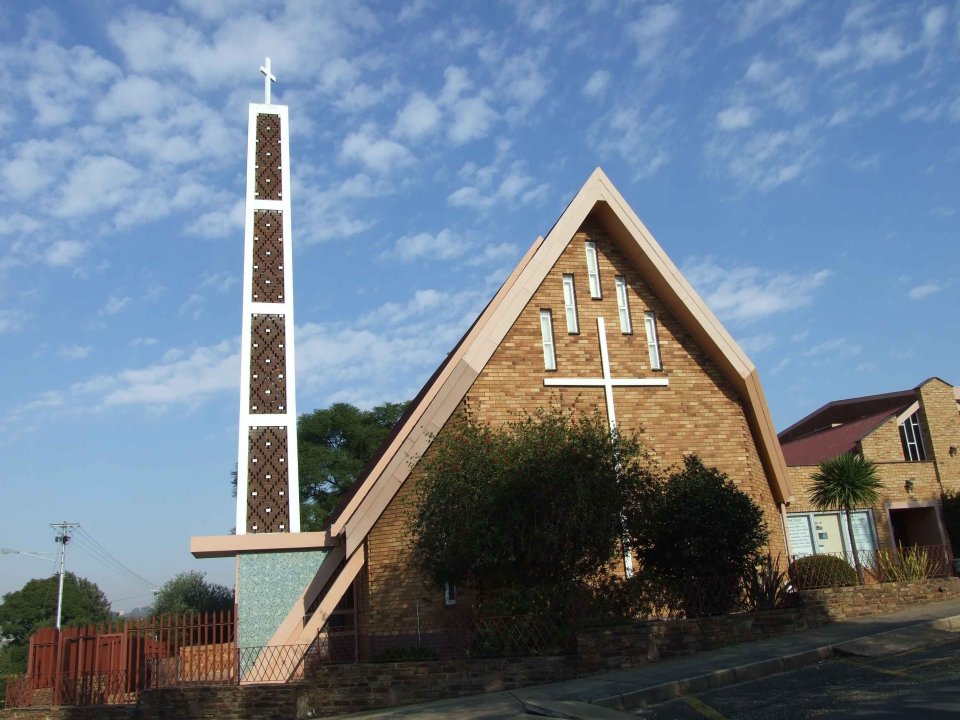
576,607,811,673
800,576,960,621
3,578,958,720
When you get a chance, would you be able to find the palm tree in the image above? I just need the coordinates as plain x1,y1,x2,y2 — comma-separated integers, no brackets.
810,453,882,585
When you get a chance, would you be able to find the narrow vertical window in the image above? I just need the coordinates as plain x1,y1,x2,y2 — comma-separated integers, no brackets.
540,309,557,371
644,311,662,370
562,275,579,334
615,277,632,333
899,411,926,461
585,241,601,298
444,582,456,607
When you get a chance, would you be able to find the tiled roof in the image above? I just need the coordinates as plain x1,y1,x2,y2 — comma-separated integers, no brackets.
779,409,905,466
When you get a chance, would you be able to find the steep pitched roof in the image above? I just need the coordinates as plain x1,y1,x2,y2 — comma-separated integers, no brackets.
328,168,793,553
778,388,915,444
779,409,899,466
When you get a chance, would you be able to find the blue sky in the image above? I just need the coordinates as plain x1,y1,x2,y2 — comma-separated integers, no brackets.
1,0,957,611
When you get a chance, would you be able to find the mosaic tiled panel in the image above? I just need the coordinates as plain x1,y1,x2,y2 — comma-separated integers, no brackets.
252,210,284,302
246,426,290,533
255,114,282,200
250,314,287,413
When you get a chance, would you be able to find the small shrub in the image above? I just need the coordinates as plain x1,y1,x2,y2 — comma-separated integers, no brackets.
874,546,936,583
788,555,857,589
744,554,795,610
370,645,439,662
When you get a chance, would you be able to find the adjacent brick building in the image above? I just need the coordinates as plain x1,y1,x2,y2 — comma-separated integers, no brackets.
779,377,960,559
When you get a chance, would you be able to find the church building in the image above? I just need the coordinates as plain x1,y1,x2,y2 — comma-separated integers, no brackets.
192,67,795,668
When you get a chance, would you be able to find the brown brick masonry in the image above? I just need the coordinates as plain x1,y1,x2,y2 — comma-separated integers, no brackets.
4,579,957,720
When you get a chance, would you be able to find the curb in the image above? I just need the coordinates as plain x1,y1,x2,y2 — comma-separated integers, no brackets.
591,614,960,712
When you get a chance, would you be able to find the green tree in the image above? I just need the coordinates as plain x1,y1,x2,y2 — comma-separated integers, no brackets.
410,409,649,613
626,455,769,616
0,572,113,689
150,571,234,616
809,452,882,584
298,401,408,530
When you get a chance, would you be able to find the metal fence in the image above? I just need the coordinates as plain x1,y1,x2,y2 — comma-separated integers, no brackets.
788,544,951,589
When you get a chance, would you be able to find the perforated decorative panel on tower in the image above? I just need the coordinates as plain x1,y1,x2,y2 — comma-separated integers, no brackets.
252,210,284,302
246,426,290,533
255,114,282,200
249,314,287,414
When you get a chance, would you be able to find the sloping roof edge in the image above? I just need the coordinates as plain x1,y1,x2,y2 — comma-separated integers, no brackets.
332,167,794,554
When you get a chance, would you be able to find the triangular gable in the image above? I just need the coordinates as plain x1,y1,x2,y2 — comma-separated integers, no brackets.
271,168,794,648
333,167,793,555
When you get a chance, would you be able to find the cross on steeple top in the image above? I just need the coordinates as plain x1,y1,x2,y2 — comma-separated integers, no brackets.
260,57,276,104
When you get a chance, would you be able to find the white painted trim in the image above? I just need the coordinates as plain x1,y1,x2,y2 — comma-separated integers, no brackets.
585,241,601,298
614,276,632,333
895,400,920,426
544,378,669,387
236,103,300,535
543,316,668,432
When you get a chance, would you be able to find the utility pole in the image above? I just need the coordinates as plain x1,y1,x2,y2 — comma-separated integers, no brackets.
50,522,80,631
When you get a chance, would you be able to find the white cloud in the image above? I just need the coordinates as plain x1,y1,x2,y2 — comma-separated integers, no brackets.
200,272,239,293
724,0,806,41
26,42,120,126
922,6,948,43
448,160,548,212
393,92,441,140
80,340,239,408
802,338,862,359
908,282,944,300
99,296,132,316
683,258,831,323
341,124,414,173
708,123,816,192
588,105,671,178
449,96,498,144
44,240,86,267
582,70,610,99
0,309,27,334
56,156,141,218
388,228,469,262
2,138,73,201
57,344,92,360
189,200,244,239
627,3,681,67
716,105,758,131
737,333,776,354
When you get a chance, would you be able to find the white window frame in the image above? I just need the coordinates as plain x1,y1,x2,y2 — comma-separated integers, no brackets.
585,241,601,299
614,276,632,334
443,581,456,607
539,309,557,371
899,410,926,462
643,311,662,370
561,275,579,334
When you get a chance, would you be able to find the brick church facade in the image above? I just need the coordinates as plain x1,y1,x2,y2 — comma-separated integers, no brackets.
229,168,796,653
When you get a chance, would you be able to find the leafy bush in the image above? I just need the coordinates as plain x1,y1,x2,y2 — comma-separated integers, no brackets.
788,554,857,589
410,409,648,608
370,645,438,662
874,546,937,583
625,456,769,616
743,555,795,611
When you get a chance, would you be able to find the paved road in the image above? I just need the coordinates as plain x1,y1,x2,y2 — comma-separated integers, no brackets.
636,636,960,719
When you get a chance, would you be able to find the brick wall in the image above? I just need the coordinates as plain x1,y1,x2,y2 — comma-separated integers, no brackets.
919,379,960,492
801,576,960,622
5,579,960,720
576,608,811,672
364,216,788,633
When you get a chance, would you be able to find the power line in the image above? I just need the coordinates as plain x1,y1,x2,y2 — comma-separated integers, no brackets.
71,527,158,590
